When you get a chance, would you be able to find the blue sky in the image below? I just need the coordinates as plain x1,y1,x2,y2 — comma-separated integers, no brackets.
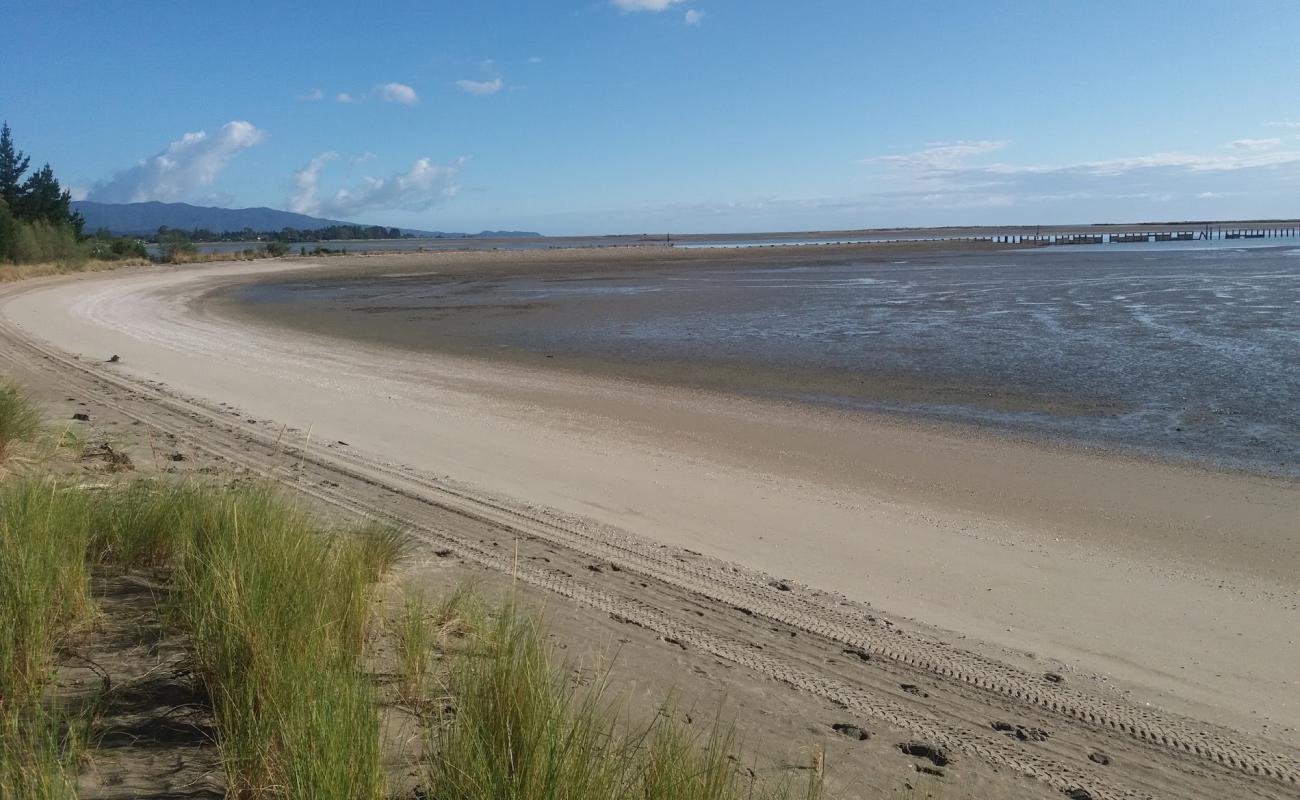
4,0,1300,234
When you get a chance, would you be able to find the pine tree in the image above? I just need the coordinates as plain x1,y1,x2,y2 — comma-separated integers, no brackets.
19,163,73,225
0,123,30,208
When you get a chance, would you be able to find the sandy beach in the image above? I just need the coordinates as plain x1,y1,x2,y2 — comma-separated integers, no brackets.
3,248,1298,798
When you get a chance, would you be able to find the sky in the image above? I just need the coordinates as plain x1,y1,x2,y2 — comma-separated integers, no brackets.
4,0,1300,235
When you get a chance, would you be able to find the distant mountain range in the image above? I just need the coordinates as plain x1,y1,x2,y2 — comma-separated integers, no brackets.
70,201,540,239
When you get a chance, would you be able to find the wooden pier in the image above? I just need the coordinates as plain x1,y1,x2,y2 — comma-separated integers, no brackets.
940,227,1298,247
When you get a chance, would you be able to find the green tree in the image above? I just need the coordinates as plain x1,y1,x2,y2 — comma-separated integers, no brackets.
0,123,30,208
0,197,16,262
17,163,74,227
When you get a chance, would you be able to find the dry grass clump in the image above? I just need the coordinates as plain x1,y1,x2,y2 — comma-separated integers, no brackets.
0,257,151,284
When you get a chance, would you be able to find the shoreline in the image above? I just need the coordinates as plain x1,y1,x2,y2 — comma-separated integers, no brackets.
217,244,1300,480
1,256,1297,744
4,257,1300,798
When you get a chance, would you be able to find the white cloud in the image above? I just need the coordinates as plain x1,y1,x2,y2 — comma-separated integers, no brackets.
288,156,465,218
1228,137,1280,151
378,82,419,105
288,152,339,214
87,121,265,203
350,152,377,165
297,88,323,101
1266,120,1300,129
855,138,1300,213
456,78,503,95
684,8,704,25
335,83,420,105
860,140,1009,170
68,186,88,201
528,56,544,64
611,0,683,11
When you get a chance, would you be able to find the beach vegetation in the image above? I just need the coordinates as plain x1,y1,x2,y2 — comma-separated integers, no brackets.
0,383,43,464
421,593,818,800
0,477,93,798
0,387,821,800
0,124,145,270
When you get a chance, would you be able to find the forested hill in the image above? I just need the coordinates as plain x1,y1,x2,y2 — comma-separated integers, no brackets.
70,200,540,239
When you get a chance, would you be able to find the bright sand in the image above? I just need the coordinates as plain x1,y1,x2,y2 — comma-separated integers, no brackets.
3,252,1297,742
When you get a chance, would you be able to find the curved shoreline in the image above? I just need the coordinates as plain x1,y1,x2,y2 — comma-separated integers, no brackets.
2,256,1298,743
215,244,1300,480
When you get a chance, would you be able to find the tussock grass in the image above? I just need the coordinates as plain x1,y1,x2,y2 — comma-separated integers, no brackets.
0,479,93,797
352,521,413,583
0,383,43,465
0,382,827,800
424,597,812,800
393,591,435,705
170,484,390,799
0,480,93,706
86,479,205,569
0,707,82,800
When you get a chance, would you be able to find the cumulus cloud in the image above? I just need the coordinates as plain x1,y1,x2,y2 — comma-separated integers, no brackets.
288,152,338,214
87,121,265,203
288,155,465,218
611,0,683,11
1228,137,1280,151
456,78,503,95
377,82,419,105
684,9,704,25
337,92,361,103
350,152,377,165
297,88,323,101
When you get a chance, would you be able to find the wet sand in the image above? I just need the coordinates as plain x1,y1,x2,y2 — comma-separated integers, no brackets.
219,241,1300,476
3,248,1299,744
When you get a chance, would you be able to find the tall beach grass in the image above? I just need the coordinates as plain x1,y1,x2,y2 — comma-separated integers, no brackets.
0,479,94,799
424,597,816,800
168,484,394,799
0,383,44,466
0,379,828,799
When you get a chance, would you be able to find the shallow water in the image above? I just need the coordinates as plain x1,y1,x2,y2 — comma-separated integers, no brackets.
233,246,1300,476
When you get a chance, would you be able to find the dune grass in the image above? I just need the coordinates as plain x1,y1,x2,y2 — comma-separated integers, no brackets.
423,597,817,800
393,590,436,705
1,472,402,800
0,480,94,708
86,481,393,799
0,383,44,466
0,380,827,799
0,479,94,799
0,707,82,800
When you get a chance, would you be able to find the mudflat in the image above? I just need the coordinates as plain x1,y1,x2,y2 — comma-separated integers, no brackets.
3,246,1298,798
